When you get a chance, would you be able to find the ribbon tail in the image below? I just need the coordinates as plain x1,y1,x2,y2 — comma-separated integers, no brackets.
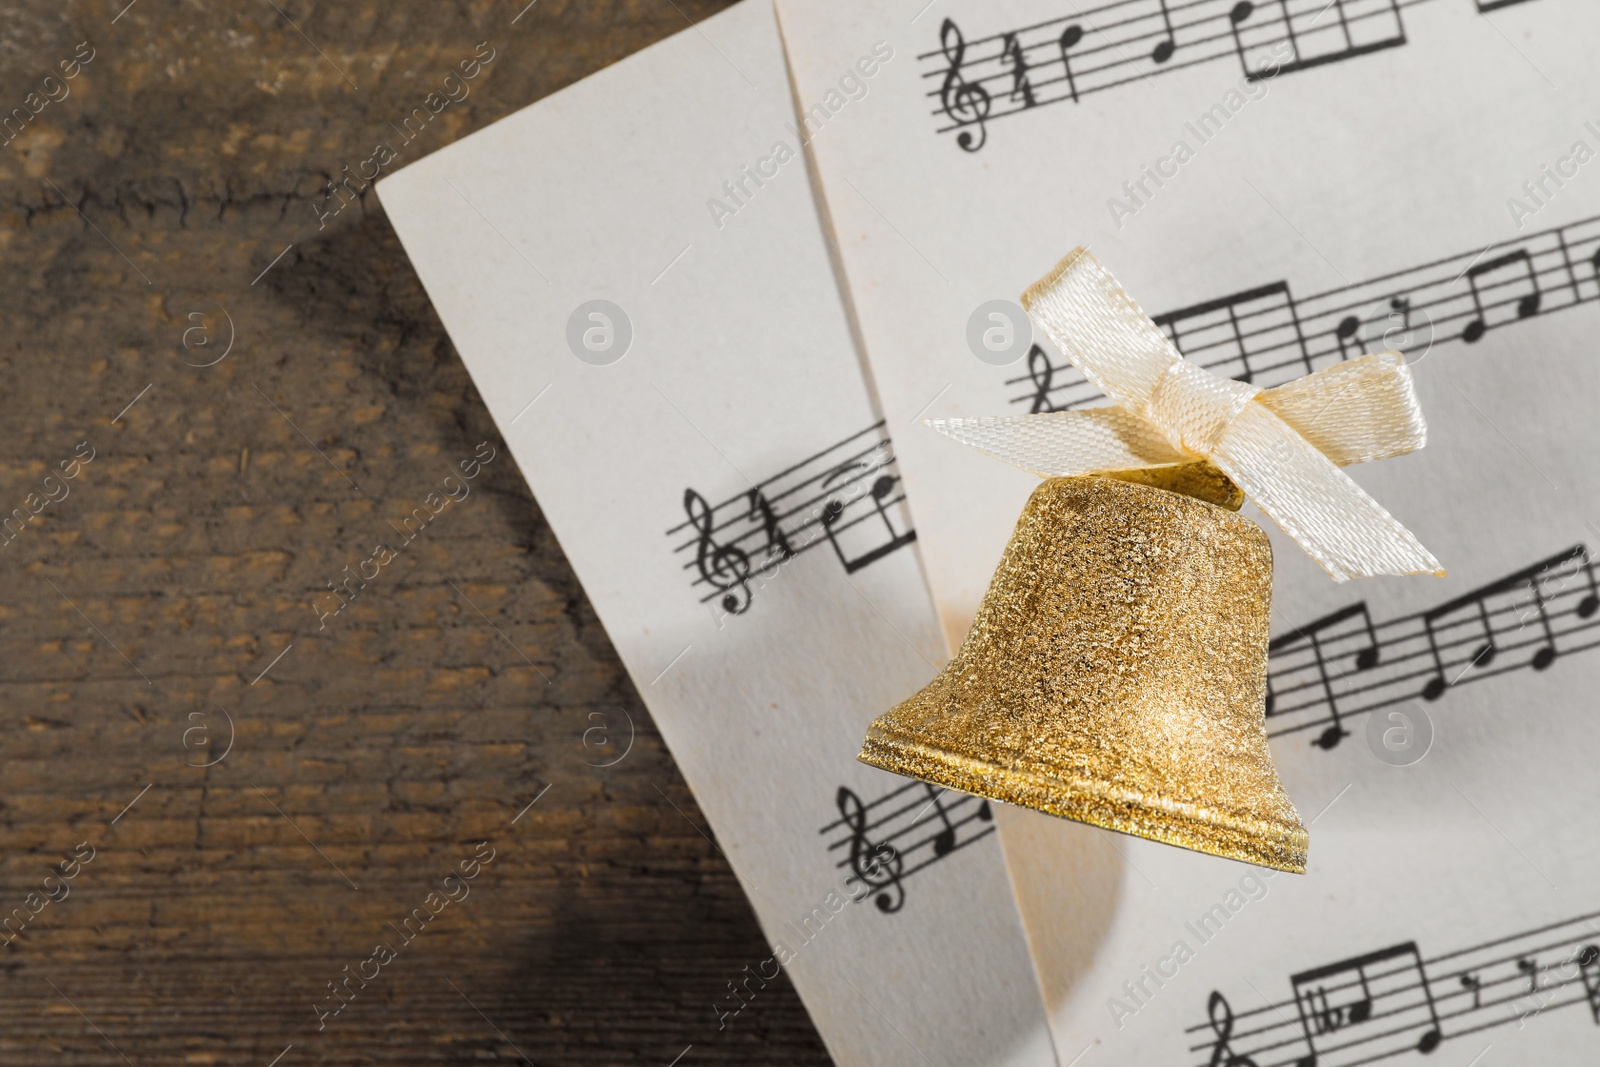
926,410,1187,477
1259,352,1427,466
1212,403,1444,582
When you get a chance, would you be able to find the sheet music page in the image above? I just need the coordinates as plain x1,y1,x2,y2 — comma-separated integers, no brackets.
375,3,1057,1064
774,1,1600,1063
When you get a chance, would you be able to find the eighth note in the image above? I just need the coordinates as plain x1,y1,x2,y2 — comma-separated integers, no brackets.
1267,602,1379,748
1463,249,1542,343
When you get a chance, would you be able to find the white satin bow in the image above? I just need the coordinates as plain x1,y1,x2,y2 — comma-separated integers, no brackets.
931,249,1444,582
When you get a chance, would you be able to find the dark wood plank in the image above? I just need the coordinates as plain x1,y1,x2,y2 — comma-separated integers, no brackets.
0,2,830,1062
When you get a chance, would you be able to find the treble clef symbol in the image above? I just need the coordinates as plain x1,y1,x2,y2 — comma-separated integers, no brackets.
836,787,905,913
1025,344,1057,413
684,488,752,615
1207,992,1260,1067
938,18,991,153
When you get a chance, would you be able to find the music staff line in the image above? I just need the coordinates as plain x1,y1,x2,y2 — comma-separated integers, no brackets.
1213,936,1579,1064
670,437,895,568
1009,212,1600,412
1189,908,1600,1067
1264,545,1600,750
926,0,1419,108
822,780,995,914
666,420,918,615
924,0,1501,151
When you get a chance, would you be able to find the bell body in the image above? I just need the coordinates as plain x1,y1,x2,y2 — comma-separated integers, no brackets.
859,474,1309,873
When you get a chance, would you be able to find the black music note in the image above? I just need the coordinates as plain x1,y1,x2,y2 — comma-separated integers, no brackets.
1420,547,1580,699
1025,344,1057,413
1207,992,1261,1067
835,786,906,914
819,459,917,574
1291,943,1441,1064
683,488,752,614
1579,945,1600,1023
1226,1,1259,75
1001,32,1036,109
746,488,794,571
1335,315,1363,360
1384,296,1414,350
915,784,958,856
1249,0,1407,80
1153,280,1311,383
1266,602,1379,747
1058,25,1084,103
1580,552,1600,617
1151,0,1177,63
1518,957,1540,993
1460,973,1482,1009
939,19,991,153
1463,249,1542,343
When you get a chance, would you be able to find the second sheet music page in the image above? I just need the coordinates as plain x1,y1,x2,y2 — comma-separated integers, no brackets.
776,0,1600,1063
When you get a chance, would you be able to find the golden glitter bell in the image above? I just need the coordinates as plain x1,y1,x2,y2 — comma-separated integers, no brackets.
859,464,1311,873
857,248,1445,872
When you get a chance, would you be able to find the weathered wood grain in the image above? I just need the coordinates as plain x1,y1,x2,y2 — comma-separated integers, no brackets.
0,2,830,1062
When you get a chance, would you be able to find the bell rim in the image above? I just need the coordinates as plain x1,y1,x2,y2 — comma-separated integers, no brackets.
859,729,1308,875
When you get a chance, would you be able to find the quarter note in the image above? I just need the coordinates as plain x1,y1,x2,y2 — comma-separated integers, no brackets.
1151,0,1177,63
1518,957,1540,993
1227,2,1261,79
1460,973,1482,1009
835,786,906,913
1058,24,1084,104
1463,249,1542,343
938,19,991,153
684,488,753,614
1001,32,1035,109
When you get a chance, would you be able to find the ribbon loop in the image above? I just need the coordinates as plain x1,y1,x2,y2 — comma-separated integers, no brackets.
932,249,1443,583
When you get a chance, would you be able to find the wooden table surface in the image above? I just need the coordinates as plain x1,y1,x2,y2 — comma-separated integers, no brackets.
0,2,830,1062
